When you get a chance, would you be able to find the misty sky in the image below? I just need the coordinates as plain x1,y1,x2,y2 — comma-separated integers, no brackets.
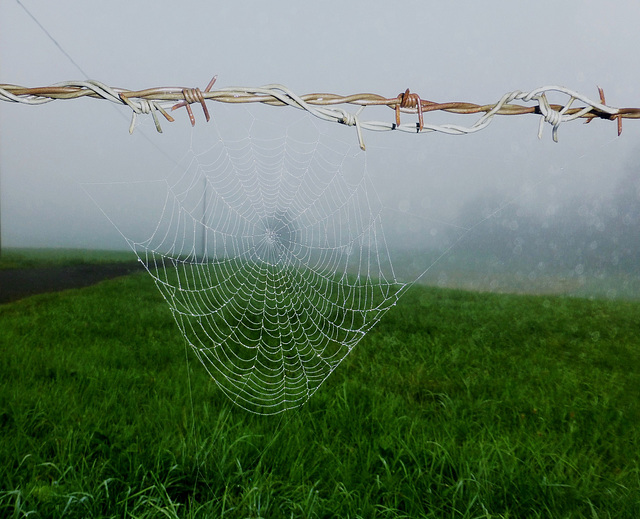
1,0,640,278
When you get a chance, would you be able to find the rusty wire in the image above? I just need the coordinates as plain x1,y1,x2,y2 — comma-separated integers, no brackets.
2,76,639,150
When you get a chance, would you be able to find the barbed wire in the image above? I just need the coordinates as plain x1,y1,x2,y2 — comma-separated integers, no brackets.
2,76,638,150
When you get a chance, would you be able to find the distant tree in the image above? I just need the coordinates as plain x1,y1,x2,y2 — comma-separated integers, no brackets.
451,174,640,275
607,167,640,270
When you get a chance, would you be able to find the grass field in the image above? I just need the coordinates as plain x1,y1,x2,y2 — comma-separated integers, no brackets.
1,250,639,517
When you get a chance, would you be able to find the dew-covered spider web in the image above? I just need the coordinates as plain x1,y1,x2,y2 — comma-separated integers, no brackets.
91,107,407,414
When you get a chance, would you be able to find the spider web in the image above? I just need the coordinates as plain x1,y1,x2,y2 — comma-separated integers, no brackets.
94,108,407,414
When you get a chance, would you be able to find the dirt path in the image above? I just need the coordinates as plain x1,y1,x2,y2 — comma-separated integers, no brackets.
0,262,146,304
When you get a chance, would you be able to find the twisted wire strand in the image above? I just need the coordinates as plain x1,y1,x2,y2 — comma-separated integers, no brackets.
2,79,638,149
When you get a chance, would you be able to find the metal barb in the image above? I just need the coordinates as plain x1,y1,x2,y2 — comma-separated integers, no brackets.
119,90,174,133
395,89,424,131
594,86,622,136
171,75,217,126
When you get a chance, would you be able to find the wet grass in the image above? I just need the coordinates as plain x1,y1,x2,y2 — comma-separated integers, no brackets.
1,270,639,517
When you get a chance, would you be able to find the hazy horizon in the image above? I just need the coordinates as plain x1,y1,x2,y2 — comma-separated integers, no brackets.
1,0,639,298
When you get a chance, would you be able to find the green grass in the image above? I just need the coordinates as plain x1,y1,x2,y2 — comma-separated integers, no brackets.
1,269,639,517
0,248,136,270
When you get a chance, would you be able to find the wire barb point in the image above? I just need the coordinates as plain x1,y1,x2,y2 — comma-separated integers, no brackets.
395,88,424,131
588,86,622,136
119,90,174,134
171,75,217,126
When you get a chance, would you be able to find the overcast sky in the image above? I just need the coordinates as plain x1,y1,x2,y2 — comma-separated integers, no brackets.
1,0,639,267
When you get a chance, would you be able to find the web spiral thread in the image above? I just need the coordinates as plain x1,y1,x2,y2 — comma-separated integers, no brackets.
105,114,406,414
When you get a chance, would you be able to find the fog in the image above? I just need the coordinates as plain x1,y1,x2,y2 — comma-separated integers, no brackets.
1,0,639,297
